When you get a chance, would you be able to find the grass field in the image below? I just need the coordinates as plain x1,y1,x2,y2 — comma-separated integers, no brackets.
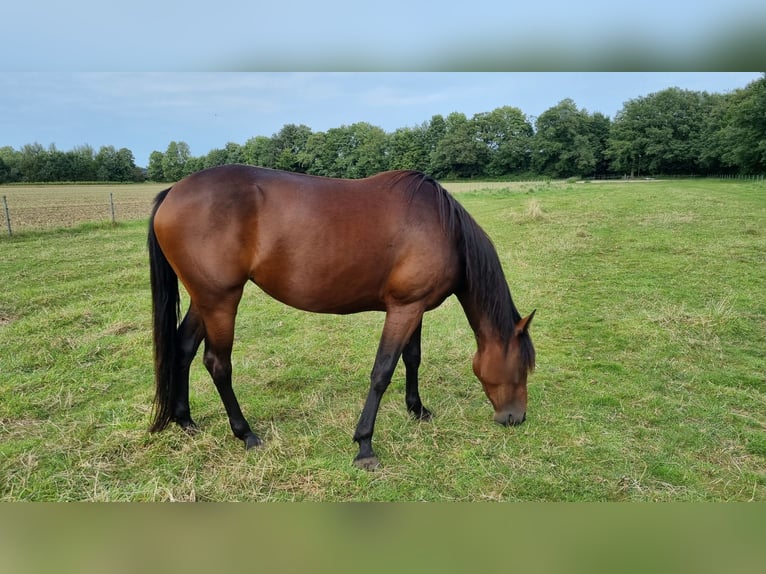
1,179,764,501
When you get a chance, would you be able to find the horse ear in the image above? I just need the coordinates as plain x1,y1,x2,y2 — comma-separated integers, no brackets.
514,309,536,336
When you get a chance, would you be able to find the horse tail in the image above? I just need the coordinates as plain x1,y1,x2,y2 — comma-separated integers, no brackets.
147,187,179,432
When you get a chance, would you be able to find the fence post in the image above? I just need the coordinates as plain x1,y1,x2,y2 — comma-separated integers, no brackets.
109,192,116,224
2,195,11,236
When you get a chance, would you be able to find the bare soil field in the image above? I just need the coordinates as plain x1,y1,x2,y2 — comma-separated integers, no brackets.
0,183,166,232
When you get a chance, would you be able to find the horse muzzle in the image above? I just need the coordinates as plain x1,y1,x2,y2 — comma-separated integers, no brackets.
494,409,526,426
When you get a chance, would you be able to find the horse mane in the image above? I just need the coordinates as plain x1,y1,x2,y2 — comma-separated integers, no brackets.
394,170,535,373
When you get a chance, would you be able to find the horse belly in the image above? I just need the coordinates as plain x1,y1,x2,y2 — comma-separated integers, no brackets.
250,244,392,314
252,231,459,314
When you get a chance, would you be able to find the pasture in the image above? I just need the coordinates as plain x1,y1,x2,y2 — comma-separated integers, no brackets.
1,178,764,501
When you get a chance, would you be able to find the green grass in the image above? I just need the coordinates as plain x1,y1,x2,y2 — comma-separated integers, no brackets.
1,179,764,500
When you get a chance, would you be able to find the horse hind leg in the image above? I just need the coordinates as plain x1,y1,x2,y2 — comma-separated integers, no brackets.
199,296,262,450
173,305,205,432
402,320,432,421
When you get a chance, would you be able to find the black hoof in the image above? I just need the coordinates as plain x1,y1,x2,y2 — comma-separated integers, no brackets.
353,455,380,471
409,405,433,421
244,433,263,450
176,419,199,434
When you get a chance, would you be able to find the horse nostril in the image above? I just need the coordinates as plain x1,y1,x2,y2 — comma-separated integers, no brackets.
495,411,527,426
508,412,526,426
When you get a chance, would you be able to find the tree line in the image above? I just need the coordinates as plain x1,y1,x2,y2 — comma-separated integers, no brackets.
0,143,144,184
2,75,764,184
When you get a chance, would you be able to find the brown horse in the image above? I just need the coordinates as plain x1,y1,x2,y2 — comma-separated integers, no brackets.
148,165,535,469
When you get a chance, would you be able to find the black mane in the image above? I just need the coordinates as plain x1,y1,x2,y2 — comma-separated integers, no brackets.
400,171,535,373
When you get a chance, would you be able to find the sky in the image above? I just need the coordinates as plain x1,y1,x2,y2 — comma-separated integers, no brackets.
2,2,764,70
2,2,763,167
0,73,761,168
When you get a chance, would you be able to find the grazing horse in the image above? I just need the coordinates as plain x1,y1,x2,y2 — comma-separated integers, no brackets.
148,165,535,469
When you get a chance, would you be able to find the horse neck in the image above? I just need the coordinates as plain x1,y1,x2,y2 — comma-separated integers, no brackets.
456,288,511,354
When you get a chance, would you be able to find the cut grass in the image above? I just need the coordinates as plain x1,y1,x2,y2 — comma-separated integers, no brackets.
1,179,764,500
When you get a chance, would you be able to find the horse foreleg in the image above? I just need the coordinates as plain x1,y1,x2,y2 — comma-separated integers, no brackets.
402,320,432,421
353,306,424,470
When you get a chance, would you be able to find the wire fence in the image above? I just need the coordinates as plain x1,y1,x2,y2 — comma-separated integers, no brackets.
1,184,164,236
2,175,763,237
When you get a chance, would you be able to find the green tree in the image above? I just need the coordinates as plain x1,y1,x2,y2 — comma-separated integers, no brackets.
0,155,10,183
381,115,450,175
302,131,329,175
589,112,612,177
719,74,766,174
118,147,141,181
430,112,488,178
350,122,388,177
695,93,733,174
0,146,20,182
43,144,72,181
204,142,244,168
147,150,165,181
271,124,312,172
18,143,46,182
387,124,431,171
203,147,229,169
532,99,601,178
424,115,447,157
608,88,711,176
242,136,276,168
161,141,191,181
316,122,388,178
226,142,244,164
473,106,534,176
94,146,138,181
69,145,97,181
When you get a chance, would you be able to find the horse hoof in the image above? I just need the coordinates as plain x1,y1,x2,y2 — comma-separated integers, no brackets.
415,407,433,421
409,405,433,421
353,456,380,471
244,433,263,450
177,420,199,435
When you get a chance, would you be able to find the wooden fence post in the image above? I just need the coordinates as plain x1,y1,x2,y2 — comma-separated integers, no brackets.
2,195,11,236
109,192,116,224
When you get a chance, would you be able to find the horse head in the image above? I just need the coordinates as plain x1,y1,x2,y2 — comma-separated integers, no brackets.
473,311,536,426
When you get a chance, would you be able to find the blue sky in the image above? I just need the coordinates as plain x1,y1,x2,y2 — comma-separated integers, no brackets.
2,1,764,70
2,2,763,166
0,73,760,167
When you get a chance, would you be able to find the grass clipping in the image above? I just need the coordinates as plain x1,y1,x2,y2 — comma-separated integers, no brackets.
517,198,545,223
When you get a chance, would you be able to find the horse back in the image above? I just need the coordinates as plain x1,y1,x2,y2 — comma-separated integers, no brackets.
153,165,462,314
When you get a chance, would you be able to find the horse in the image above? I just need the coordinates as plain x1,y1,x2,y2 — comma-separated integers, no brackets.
147,164,535,469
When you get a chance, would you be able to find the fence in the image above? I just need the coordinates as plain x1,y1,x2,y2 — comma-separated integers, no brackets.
589,173,766,181
711,174,765,181
2,175,764,236
1,184,164,236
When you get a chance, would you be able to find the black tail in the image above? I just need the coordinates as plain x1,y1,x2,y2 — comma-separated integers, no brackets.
148,188,179,432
